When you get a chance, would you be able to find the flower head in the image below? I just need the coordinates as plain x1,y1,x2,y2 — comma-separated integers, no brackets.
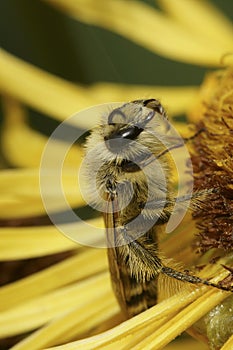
191,67,233,253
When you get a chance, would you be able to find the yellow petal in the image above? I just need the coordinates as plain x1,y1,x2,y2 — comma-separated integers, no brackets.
158,0,233,49
163,338,208,350
44,0,233,66
0,249,107,311
44,286,229,350
0,49,198,125
0,272,113,338
220,335,233,350
0,217,103,260
92,82,198,118
10,287,119,350
0,226,77,259
2,97,83,167
0,49,91,121
0,168,84,218
126,290,228,350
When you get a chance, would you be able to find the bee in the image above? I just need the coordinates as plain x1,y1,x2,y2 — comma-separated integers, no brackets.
83,99,233,318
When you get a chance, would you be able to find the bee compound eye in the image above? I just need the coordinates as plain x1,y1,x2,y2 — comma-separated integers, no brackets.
120,126,143,140
108,108,126,125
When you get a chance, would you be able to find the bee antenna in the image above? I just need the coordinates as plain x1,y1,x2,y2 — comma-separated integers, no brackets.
155,127,206,160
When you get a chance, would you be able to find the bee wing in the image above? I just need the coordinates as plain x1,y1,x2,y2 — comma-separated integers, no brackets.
103,196,128,314
103,194,159,317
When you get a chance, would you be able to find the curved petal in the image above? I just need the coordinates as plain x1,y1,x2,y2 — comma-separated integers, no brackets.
221,336,233,350
0,168,84,218
2,97,83,167
158,0,233,49
44,0,233,66
124,290,228,350
6,292,118,349
0,272,113,338
163,339,208,350
0,249,107,311
44,287,228,350
0,218,103,260
0,49,198,126
0,226,77,259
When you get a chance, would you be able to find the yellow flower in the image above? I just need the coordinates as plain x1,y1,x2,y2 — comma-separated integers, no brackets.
0,1,233,350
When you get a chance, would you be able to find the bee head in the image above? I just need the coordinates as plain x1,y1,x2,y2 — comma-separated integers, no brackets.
103,99,167,155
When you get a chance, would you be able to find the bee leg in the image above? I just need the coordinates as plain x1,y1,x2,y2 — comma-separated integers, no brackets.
161,265,233,292
154,128,206,161
106,176,117,200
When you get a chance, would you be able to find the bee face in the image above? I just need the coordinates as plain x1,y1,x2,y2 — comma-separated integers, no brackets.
99,99,168,163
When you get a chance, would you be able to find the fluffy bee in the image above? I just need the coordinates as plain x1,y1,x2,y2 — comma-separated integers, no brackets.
83,99,232,318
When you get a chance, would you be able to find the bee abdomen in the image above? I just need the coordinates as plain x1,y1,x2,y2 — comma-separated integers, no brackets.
121,272,158,318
